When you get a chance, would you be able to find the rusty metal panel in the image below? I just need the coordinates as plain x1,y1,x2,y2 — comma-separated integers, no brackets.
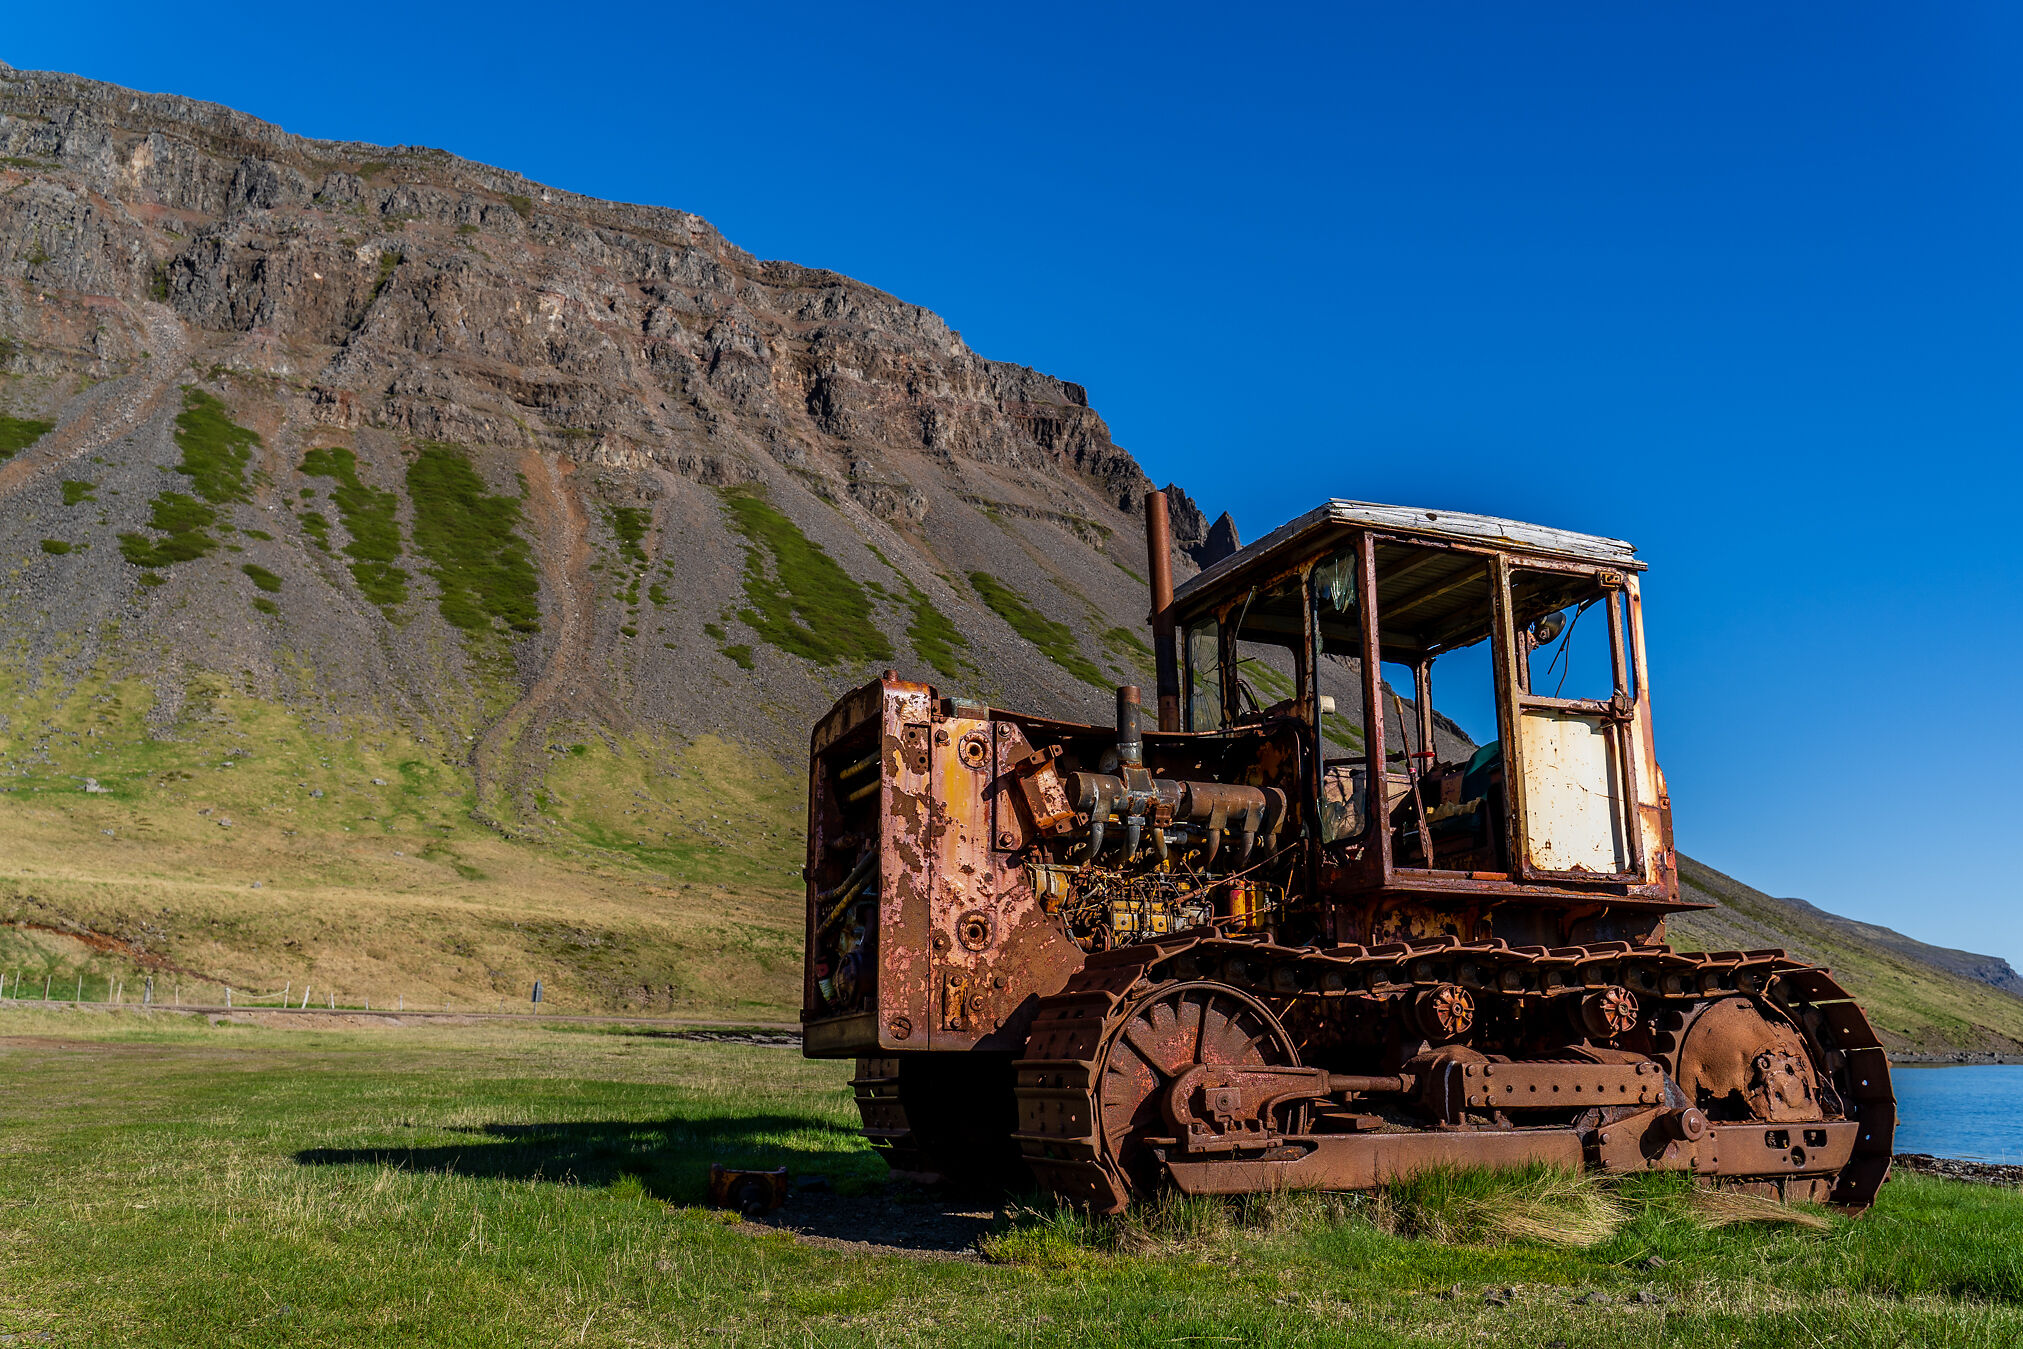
1517,709,1632,874
1164,1129,1585,1195
875,683,938,1051
920,716,1085,1050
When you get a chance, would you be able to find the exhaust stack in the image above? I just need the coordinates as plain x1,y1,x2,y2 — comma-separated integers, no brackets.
1144,490,1181,731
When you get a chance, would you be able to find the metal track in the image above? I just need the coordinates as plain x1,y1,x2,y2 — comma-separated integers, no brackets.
1012,934,1895,1213
849,1056,941,1182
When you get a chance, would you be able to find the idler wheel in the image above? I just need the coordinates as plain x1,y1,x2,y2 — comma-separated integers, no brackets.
1093,981,1300,1201
1668,996,1821,1123
1581,986,1640,1041
1413,983,1475,1040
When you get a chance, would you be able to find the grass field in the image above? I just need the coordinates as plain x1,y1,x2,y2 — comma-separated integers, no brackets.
1,1008,2019,1347
0,670,806,1021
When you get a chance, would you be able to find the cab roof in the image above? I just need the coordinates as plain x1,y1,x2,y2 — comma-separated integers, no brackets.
1172,499,1644,612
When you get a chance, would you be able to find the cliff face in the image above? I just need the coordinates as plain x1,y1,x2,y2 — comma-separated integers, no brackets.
0,62,1210,825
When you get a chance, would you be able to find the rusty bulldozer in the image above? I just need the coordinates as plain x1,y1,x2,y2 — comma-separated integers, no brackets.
801,495,1893,1212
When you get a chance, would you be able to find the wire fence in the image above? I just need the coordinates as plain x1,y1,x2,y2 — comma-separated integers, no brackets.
0,968,548,1015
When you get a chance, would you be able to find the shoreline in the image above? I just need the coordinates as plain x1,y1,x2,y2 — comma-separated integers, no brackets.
1888,1052,2023,1066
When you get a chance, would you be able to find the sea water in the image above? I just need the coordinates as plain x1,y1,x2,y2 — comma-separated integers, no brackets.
1890,1064,2023,1162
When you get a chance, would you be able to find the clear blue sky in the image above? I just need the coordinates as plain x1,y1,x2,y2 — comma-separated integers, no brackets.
10,3,2022,961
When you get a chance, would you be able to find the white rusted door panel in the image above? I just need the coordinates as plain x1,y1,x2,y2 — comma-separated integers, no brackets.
1517,710,1630,874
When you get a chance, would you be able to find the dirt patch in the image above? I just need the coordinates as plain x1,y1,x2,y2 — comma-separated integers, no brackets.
0,916,206,977
0,1035,129,1052
738,1189,995,1260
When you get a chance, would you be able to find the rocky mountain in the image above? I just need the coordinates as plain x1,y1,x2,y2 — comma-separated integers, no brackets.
0,60,1214,823
1,63,2018,1048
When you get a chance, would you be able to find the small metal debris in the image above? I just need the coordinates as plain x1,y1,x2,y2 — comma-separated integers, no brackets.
709,1164,788,1216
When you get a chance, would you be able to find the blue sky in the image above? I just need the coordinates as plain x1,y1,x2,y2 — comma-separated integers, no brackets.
9,3,2022,961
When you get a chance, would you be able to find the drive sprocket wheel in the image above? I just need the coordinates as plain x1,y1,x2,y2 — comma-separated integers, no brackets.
1094,980,1302,1202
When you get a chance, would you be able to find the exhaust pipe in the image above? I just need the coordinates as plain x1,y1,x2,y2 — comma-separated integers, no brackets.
1144,490,1181,732
1116,684,1143,769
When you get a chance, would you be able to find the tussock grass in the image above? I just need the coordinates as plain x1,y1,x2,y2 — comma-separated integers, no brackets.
898,576,972,683
982,1163,1844,1270
1379,1163,1629,1247
985,1165,1629,1266
1687,1185,1833,1230
116,388,261,570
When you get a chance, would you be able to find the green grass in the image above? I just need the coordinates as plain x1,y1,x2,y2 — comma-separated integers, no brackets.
298,508,332,551
0,662,805,1020
241,563,283,593
38,538,70,555
898,577,972,684
504,192,534,219
118,490,218,567
300,447,409,610
719,487,891,667
608,506,650,567
406,444,540,635
969,571,1106,687
1102,625,1156,680
0,414,54,460
371,249,402,300
116,390,260,571
61,478,95,505
0,1014,2015,1348
169,387,258,505
251,597,279,615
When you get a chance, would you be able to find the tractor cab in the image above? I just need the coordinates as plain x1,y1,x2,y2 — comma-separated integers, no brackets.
1166,500,1676,926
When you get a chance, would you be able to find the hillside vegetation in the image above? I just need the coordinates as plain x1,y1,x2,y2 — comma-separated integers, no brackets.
0,666,805,1018
1670,859,2023,1056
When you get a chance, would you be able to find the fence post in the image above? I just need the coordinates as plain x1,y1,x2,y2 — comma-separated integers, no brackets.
44,975,50,1001
226,986,232,1008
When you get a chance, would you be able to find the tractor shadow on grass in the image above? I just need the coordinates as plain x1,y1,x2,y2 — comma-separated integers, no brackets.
293,1114,995,1255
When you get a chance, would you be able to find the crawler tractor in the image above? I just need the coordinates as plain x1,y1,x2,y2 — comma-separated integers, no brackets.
801,496,1893,1211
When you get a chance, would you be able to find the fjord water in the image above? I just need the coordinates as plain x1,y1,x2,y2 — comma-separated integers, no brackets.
1891,1065,2023,1162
